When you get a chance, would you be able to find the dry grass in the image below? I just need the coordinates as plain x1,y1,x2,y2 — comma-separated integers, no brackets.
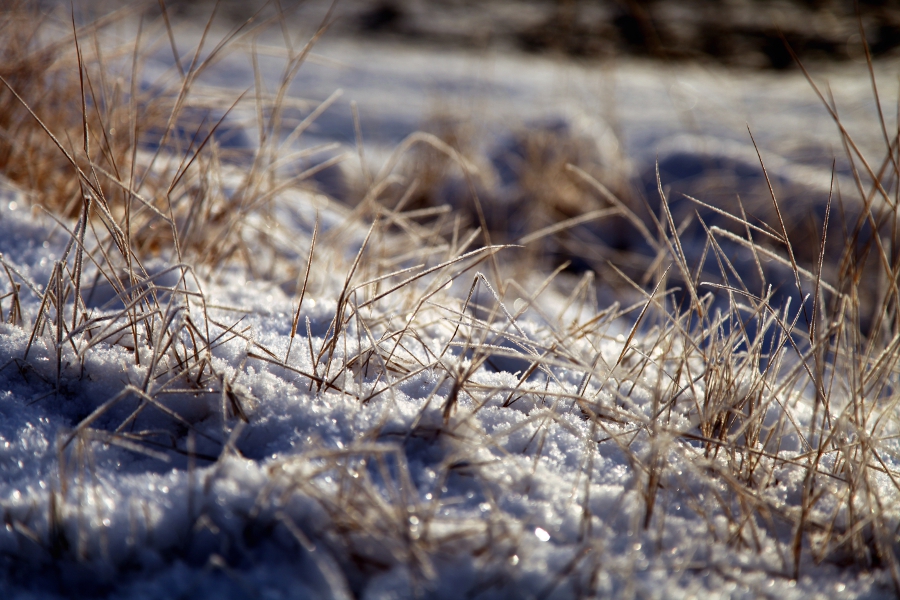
1,1,900,597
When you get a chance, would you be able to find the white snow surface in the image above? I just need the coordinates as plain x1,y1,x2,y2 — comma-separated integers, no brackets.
2,179,885,600
1,11,899,600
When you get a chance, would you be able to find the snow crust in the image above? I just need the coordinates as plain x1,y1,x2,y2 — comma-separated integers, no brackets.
0,179,895,599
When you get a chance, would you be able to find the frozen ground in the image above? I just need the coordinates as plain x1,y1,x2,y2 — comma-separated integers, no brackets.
1,6,900,599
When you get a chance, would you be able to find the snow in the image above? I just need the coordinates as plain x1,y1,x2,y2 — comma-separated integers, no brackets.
1,9,899,600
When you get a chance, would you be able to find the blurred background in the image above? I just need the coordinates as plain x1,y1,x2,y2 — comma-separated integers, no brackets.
36,0,898,326
161,0,900,70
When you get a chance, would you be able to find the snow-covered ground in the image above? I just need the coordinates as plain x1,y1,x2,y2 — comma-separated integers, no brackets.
1,6,900,599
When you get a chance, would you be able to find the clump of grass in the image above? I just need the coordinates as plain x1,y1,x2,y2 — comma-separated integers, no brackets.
1,1,900,597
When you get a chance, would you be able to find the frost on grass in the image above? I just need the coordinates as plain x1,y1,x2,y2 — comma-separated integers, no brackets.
1,3,900,600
